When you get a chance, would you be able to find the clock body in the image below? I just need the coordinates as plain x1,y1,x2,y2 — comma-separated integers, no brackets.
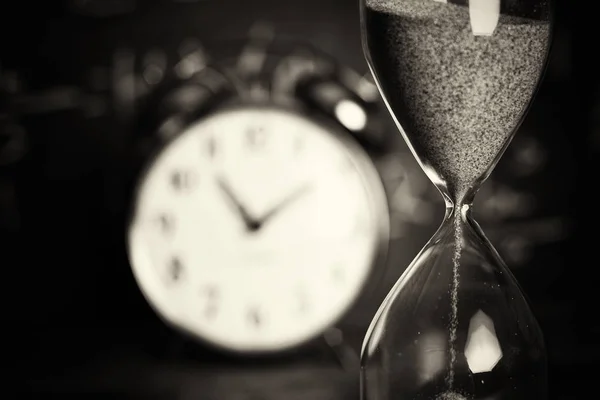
128,103,389,354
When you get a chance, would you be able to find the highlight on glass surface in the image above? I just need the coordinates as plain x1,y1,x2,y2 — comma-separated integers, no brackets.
358,0,553,399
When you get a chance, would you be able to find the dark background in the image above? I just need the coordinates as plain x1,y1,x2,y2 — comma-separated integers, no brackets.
0,0,592,398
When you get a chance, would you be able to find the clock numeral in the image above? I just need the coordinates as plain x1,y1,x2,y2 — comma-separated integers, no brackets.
293,135,304,155
204,304,218,319
354,211,370,235
200,286,219,319
169,256,183,281
248,307,262,327
206,136,217,159
332,265,344,283
156,213,174,234
246,126,266,150
171,170,195,192
297,289,309,313
203,286,218,298
339,157,354,173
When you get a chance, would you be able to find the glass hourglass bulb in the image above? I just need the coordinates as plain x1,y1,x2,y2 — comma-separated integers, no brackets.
358,0,553,399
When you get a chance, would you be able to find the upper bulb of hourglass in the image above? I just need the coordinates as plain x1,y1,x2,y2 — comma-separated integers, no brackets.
361,0,552,202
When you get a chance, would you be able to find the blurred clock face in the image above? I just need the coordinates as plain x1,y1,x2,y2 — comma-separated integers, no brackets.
128,105,388,353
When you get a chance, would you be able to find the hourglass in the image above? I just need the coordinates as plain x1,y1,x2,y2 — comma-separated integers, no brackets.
359,0,553,399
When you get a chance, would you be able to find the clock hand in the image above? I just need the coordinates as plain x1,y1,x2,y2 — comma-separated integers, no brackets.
256,183,313,227
216,178,261,232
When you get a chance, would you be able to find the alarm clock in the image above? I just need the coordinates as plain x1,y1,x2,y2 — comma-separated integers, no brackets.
125,41,391,354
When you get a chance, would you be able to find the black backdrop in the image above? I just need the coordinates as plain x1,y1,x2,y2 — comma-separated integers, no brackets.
1,0,592,398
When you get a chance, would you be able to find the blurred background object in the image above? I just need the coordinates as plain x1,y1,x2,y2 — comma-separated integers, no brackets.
0,0,582,398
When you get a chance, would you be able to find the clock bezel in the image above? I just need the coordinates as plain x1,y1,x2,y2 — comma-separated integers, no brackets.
126,100,390,357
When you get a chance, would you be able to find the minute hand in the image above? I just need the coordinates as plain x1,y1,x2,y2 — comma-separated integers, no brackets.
256,184,313,227
216,178,261,232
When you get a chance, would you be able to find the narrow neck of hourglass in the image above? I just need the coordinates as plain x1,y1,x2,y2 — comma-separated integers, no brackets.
442,189,476,222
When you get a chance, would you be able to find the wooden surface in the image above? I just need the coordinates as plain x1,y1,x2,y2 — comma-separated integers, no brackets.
15,316,593,400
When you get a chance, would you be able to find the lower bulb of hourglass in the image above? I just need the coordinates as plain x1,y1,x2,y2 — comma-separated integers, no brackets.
360,210,547,400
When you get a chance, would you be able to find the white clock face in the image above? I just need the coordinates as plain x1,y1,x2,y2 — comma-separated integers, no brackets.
128,106,388,353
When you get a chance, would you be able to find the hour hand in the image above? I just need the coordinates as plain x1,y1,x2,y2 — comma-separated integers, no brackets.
216,178,261,232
